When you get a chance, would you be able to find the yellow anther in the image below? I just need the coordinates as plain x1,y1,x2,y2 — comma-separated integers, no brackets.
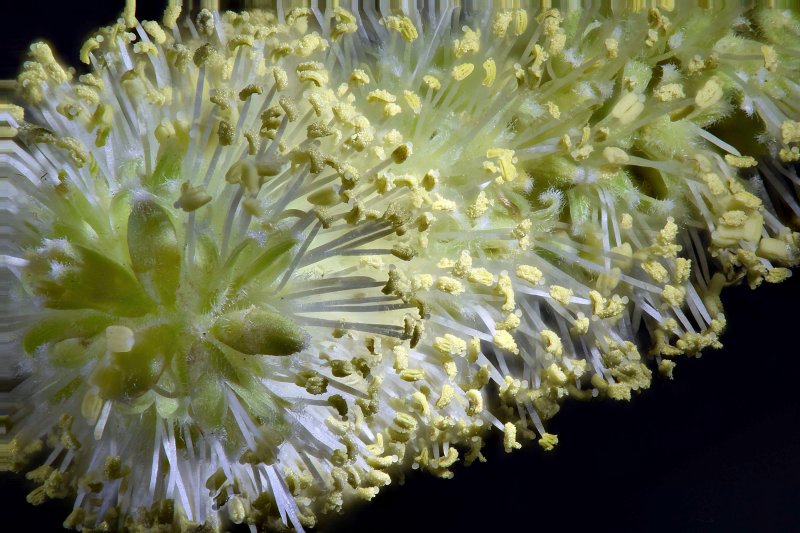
611,92,645,124
496,273,516,312
588,290,626,319
435,276,464,295
174,181,212,212
694,78,723,109
272,67,288,91
661,284,686,307
724,154,757,168
539,433,559,451
492,11,512,37
163,1,182,29
383,15,418,42
513,9,528,36
466,389,484,415
485,148,518,182
620,213,633,230
495,313,520,331
436,384,455,409
399,368,425,382
411,391,430,417
503,422,522,452
468,268,495,286
451,63,475,81
493,330,519,354
516,265,543,285
433,334,467,357
549,285,573,306
466,191,490,220
403,90,422,114
543,363,568,386
384,103,402,117
571,315,590,335
780,121,800,144
545,101,561,119
674,258,692,284
142,20,167,44
653,83,685,102
123,0,137,28
605,38,619,59
540,329,563,358
481,58,497,87
642,260,669,283
79,38,101,65
367,89,396,104
453,26,481,58
423,75,441,91
761,45,778,72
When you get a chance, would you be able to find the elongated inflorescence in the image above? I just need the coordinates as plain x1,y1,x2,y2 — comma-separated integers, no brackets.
1,1,799,531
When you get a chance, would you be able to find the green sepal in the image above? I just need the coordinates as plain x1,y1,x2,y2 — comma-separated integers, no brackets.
23,311,114,354
211,306,306,356
39,244,154,317
91,324,175,401
127,198,181,306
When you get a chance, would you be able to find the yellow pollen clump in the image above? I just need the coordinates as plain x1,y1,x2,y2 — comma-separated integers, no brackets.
423,75,441,91
453,26,481,58
503,423,522,452
482,58,497,87
780,120,800,144
496,273,516,312
549,285,573,306
653,83,685,102
433,334,467,357
516,265,543,285
403,90,421,114
436,276,465,295
540,330,563,358
724,154,758,168
493,330,519,354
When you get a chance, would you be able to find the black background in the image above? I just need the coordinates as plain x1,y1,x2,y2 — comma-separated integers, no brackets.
1,2,799,531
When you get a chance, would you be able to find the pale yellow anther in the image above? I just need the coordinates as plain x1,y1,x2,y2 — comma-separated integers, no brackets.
392,345,409,372
781,121,800,144
272,67,288,91
761,45,778,72
495,313,521,331
433,334,467,357
384,103,402,117
163,1,182,29
539,433,559,451
30,42,68,84
467,268,495,286
603,147,630,165
546,101,561,119
620,213,633,230
611,92,645,124
694,78,723,109
399,368,425,382
492,11,512,37
468,337,481,364
503,422,522,452
382,15,418,42
436,384,455,409
142,20,167,44
482,58,497,87
465,389,484,415
403,90,422,114
443,359,457,379
513,9,528,36
570,315,590,335
486,148,518,182
106,325,134,353
432,194,457,212
493,330,519,354
653,83,685,102
123,0,137,28
661,284,686,307
450,251,472,278
79,38,101,65
670,258,690,284
516,264,544,285
724,154,758,168
367,89,396,104
540,329,563,358
721,210,748,227
453,26,481,58
780,147,800,162
492,273,515,312
451,63,475,81
605,38,619,59
701,173,726,195
588,290,626,319
423,75,441,91
543,363,568,386
642,260,669,283
766,268,791,284
174,181,212,212
410,391,430,417
549,285,573,306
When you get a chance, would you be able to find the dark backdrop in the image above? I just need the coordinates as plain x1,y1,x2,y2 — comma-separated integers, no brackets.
1,1,799,531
